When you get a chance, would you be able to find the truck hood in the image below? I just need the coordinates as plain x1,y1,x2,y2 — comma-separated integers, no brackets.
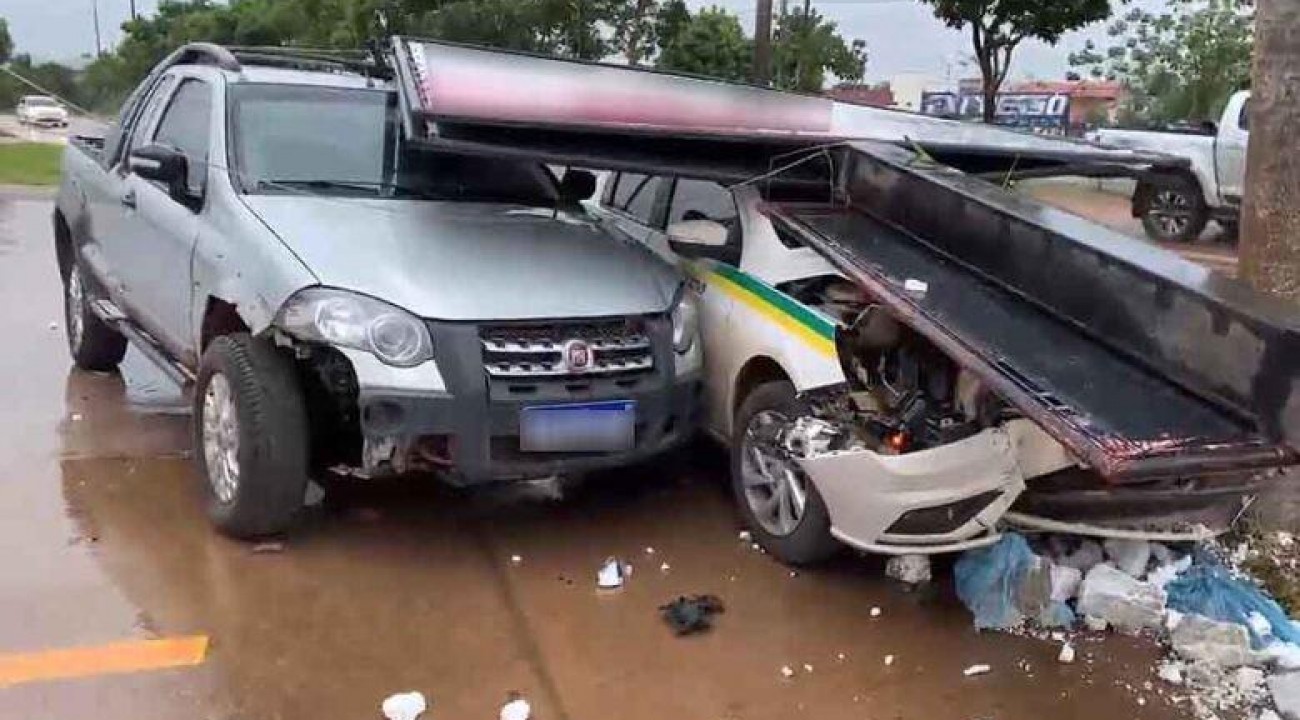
242,196,681,321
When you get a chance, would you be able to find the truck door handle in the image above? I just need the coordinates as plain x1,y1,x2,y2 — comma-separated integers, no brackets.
121,190,137,209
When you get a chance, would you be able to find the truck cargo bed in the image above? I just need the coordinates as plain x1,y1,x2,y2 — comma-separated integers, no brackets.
770,142,1298,481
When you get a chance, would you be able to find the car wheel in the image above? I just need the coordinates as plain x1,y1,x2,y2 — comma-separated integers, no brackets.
1140,175,1209,243
64,262,127,371
731,380,839,565
194,333,309,539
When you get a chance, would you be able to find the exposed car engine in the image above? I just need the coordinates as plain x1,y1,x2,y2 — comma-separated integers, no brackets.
780,276,1008,455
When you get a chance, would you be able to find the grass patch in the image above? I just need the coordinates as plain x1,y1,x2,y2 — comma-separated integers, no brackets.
0,143,63,185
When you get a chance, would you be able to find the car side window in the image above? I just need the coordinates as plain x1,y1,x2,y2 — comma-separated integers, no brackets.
608,172,667,225
1238,99,1250,131
124,74,178,161
667,179,738,226
152,79,213,196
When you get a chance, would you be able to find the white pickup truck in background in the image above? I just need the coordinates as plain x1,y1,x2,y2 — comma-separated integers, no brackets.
1089,90,1250,244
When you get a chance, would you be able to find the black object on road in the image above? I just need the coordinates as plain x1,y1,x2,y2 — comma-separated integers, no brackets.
660,594,725,635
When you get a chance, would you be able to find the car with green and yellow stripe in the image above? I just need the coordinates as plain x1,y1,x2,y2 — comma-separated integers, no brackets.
591,172,1072,565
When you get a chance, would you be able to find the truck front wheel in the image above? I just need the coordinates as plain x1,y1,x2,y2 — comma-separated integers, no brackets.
193,334,309,539
731,381,840,565
1139,174,1209,243
64,263,127,371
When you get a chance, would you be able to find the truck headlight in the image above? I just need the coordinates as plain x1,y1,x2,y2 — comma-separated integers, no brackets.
277,288,433,367
671,292,699,354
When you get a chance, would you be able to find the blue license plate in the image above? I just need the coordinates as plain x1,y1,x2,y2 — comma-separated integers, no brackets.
519,400,636,453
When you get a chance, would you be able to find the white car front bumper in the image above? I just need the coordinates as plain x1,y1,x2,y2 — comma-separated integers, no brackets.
797,419,1061,555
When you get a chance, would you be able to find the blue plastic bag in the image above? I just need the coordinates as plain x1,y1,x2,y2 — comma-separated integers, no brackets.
1166,555,1300,648
955,533,1075,630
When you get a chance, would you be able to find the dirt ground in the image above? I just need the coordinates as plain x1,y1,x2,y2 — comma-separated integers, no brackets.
0,188,1211,719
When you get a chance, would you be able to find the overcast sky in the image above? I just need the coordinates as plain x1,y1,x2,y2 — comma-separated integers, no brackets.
0,0,1132,82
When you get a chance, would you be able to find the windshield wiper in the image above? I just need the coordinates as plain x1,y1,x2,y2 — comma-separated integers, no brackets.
254,179,432,198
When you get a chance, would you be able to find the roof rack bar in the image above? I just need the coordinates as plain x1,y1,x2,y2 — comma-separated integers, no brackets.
169,42,241,72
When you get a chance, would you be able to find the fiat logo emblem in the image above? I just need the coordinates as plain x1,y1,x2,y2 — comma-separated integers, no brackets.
563,339,592,372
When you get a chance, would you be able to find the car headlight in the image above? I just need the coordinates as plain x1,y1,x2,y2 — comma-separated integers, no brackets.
276,288,433,367
671,292,700,354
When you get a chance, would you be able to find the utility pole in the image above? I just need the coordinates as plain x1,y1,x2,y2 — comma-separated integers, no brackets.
91,0,103,56
130,0,138,21
1239,0,1300,302
753,0,773,85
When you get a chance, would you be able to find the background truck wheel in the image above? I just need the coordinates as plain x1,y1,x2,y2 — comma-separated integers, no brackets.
1139,174,1208,243
64,262,127,371
193,333,309,539
731,380,840,566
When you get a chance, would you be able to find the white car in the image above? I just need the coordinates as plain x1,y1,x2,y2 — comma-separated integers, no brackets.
16,95,69,128
589,172,1074,564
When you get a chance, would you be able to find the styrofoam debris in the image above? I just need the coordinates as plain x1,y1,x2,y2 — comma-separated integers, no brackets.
1172,614,1259,668
1050,563,1083,603
1166,609,1185,631
1264,642,1300,670
1058,642,1076,664
738,530,752,542
1104,538,1152,578
884,654,895,666
1084,615,1108,632
1249,612,1275,640
870,606,882,618
780,665,795,678
510,555,523,565
903,278,928,296
963,664,992,677
1269,672,1300,720
500,697,531,720
1259,709,1283,720
803,663,814,673
1277,532,1295,549
886,554,932,585
1059,539,1105,571
645,546,656,555
837,652,847,661
1157,661,1185,685
1235,666,1265,695
597,558,627,589
1149,555,1193,590
1077,563,1166,633
660,562,671,573
381,691,427,720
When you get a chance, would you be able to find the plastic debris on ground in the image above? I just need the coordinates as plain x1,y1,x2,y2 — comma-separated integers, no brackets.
869,606,882,618
780,665,795,678
660,594,725,635
1166,556,1300,649
885,554,932,585
953,533,1074,630
499,694,531,720
963,664,991,677
597,558,629,589
381,691,427,720
950,531,1300,720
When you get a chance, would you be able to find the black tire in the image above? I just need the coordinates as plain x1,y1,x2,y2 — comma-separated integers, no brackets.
1140,174,1209,243
64,261,127,371
731,380,839,565
193,333,310,539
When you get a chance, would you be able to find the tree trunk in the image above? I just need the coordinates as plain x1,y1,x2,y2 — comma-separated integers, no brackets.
1240,0,1300,301
753,0,774,85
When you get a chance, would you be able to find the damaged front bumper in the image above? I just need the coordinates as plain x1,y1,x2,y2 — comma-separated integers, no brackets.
796,420,1047,555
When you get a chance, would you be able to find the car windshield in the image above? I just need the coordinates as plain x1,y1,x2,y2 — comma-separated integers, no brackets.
229,83,557,205
25,97,57,107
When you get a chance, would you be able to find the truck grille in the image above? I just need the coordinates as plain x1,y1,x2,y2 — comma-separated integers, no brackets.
480,320,655,380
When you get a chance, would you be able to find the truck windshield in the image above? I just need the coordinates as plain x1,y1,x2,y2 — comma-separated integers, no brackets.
229,83,557,205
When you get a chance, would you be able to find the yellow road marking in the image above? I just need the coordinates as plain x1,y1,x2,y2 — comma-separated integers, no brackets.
708,271,838,358
0,635,209,687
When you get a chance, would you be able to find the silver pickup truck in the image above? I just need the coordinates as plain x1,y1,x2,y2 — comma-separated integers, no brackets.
54,44,701,538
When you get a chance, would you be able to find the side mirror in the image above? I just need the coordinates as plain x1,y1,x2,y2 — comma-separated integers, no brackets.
128,143,188,198
667,219,728,247
558,169,597,204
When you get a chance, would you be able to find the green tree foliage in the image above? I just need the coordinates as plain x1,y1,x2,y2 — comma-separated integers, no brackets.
771,5,865,92
1069,0,1253,125
0,17,13,64
656,6,750,81
920,0,1113,122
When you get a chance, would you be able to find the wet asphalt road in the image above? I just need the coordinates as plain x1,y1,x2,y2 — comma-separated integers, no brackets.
0,189,1186,719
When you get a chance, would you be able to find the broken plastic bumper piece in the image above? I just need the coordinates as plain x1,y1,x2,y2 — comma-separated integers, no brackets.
796,422,1031,555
